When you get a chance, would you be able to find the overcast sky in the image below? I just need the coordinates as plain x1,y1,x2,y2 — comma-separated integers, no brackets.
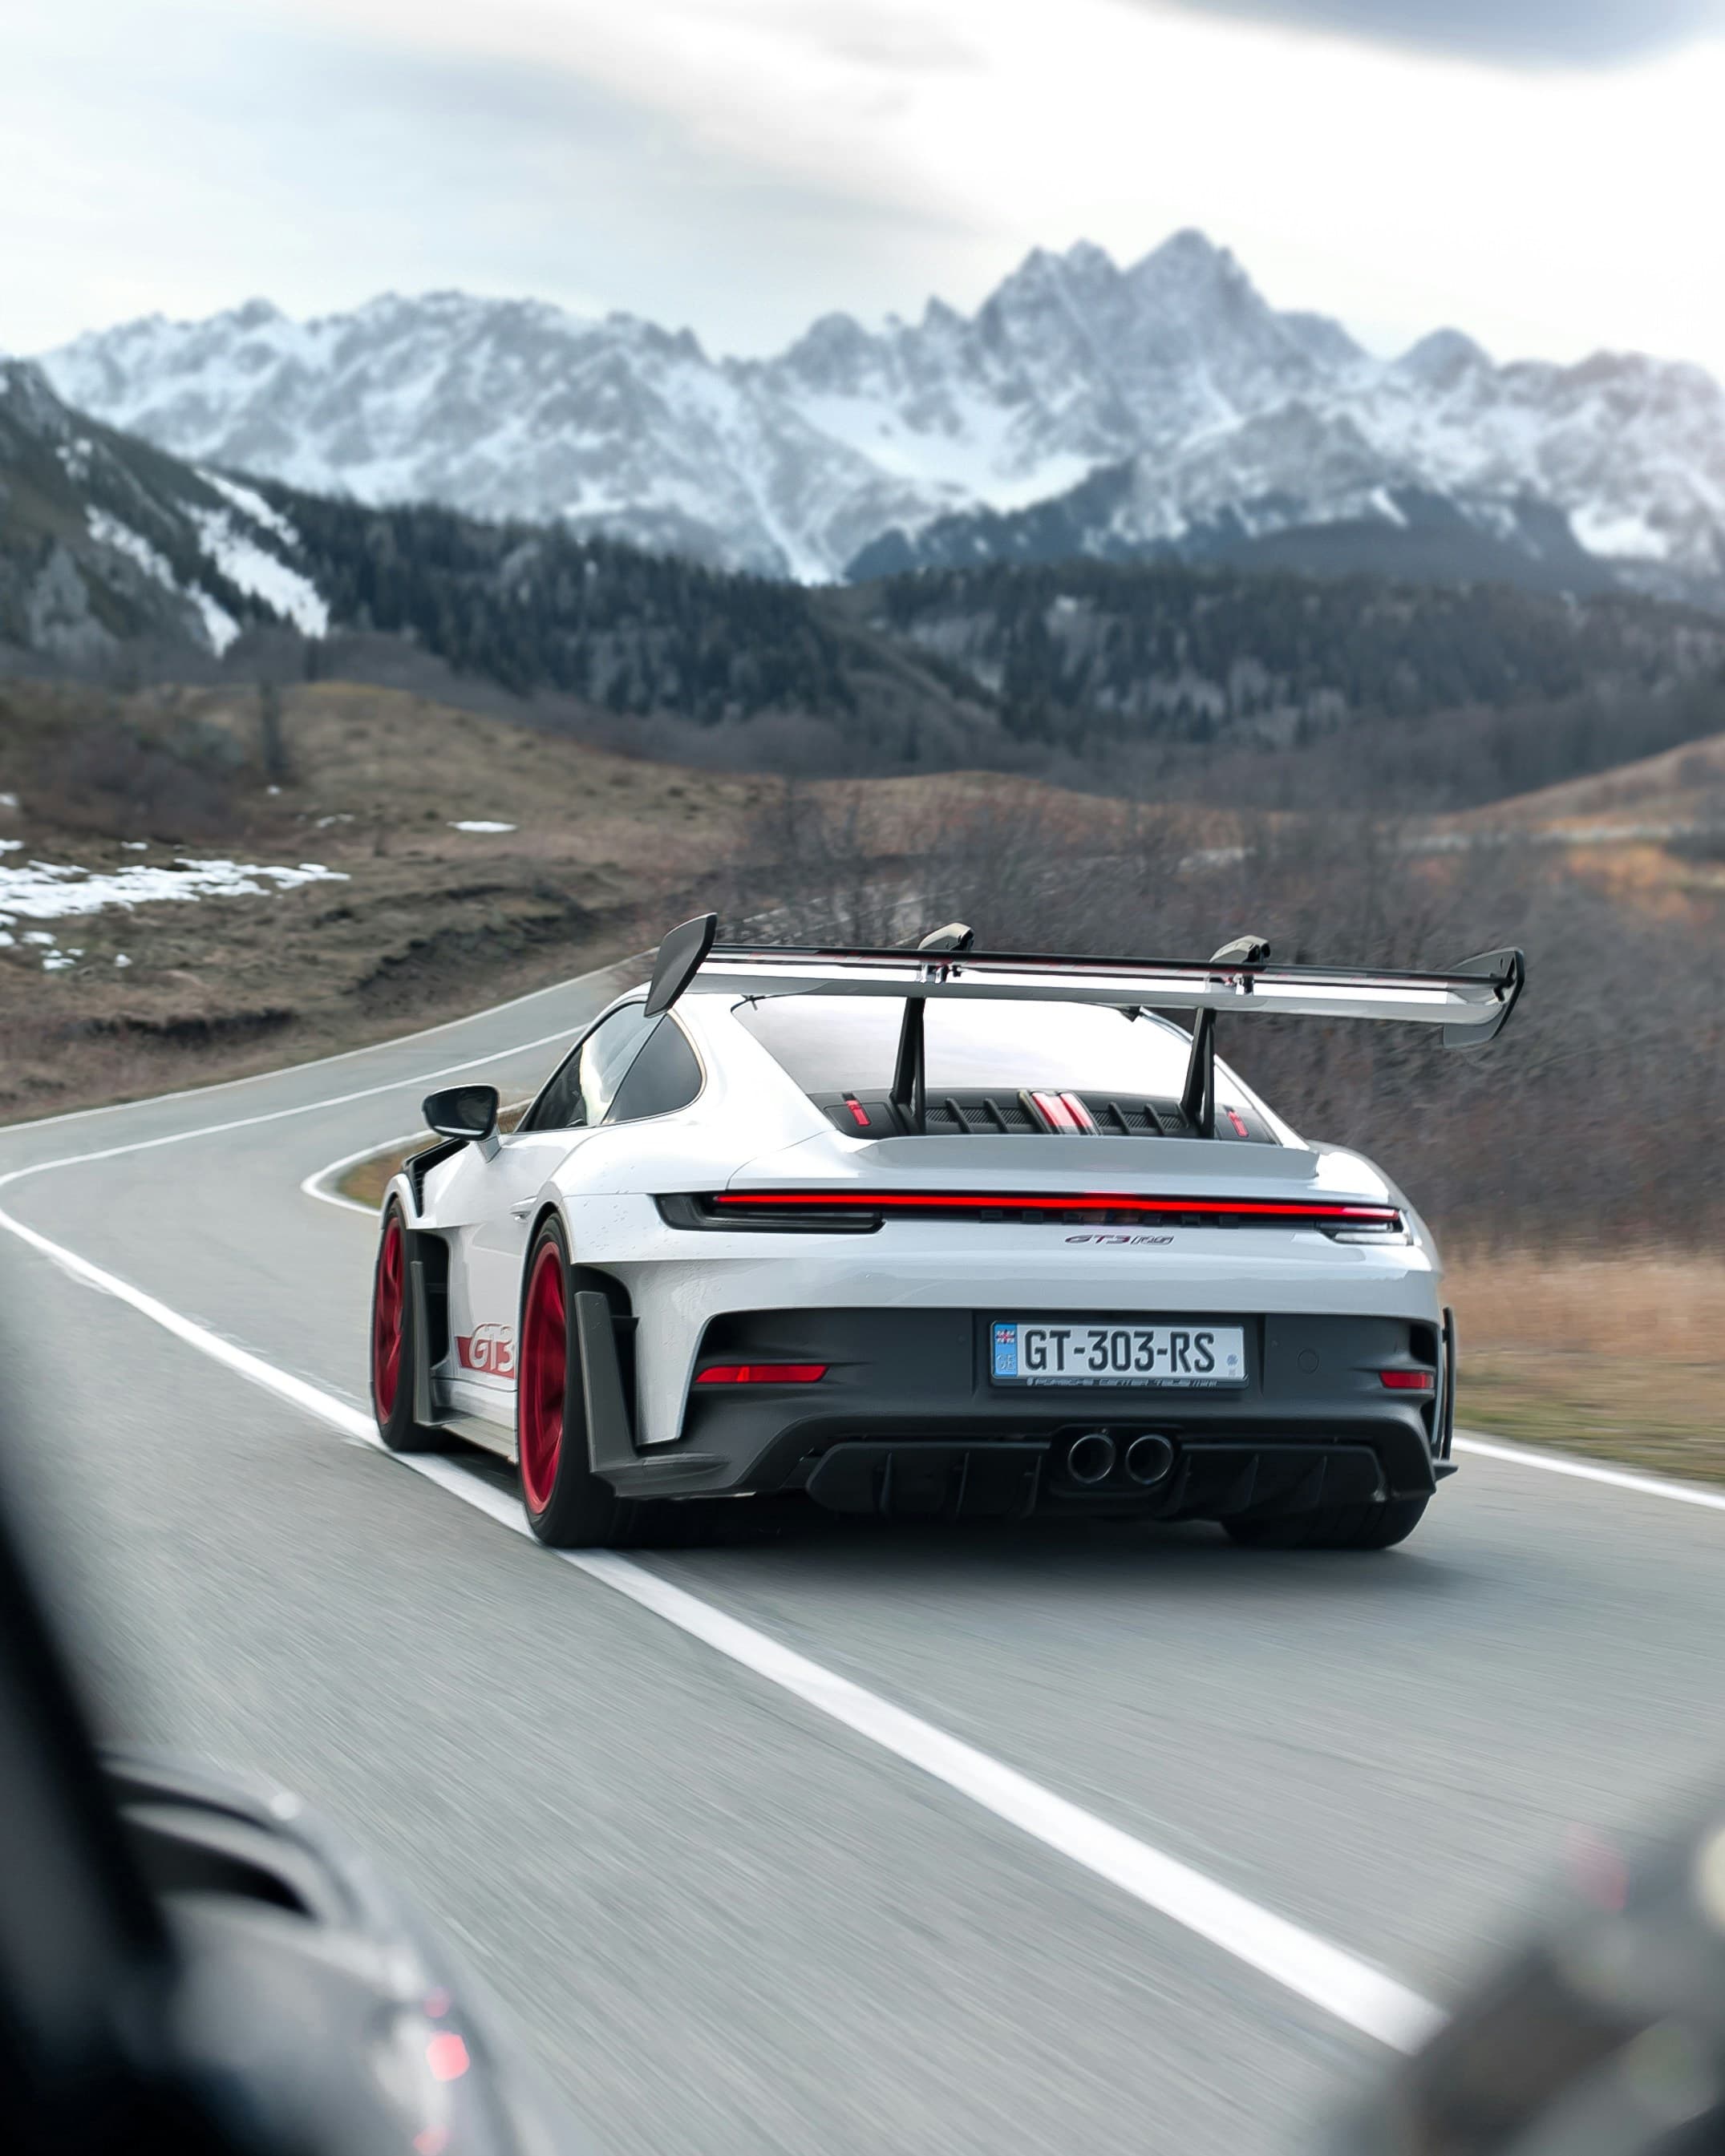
4,0,1723,374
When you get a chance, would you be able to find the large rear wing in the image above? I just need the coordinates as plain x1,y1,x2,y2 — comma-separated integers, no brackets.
646,915,1526,1050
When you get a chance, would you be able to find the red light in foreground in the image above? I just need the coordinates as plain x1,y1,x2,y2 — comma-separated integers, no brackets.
425,2033,470,2083
842,1094,870,1128
1379,1369,1435,1391
696,1363,828,1385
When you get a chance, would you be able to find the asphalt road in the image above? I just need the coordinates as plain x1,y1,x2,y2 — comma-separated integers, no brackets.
4,961,1724,2156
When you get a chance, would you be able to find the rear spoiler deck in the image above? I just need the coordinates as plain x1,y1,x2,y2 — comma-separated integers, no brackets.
646,915,1525,1049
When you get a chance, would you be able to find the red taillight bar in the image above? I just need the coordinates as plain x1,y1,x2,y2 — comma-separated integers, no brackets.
1379,1369,1435,1391
711,1191,1401,1224
696,1363,828,1385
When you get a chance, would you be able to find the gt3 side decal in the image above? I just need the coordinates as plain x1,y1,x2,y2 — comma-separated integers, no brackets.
456,1324,516,1380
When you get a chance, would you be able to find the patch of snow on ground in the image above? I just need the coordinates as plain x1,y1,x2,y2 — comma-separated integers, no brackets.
449,820,516,833
86,508,241,654
1571,506,1670,561
200,471,299,545
189,586,241,655
191,507,329,636
87,508,176,587
0,857,347,923
0,791,18,809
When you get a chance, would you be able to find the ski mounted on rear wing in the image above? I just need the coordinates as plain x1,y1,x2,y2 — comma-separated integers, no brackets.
644,913,1525,1136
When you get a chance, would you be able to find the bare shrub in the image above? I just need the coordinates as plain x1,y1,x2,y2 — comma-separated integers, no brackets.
723,789,1725,1247
20,706,249,839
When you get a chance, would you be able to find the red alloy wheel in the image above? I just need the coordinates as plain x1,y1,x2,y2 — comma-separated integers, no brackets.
371,1214,405,1422
520,1241,568,1513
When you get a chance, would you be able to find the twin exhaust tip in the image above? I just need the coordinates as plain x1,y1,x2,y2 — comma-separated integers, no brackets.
1065,1432,1175,1488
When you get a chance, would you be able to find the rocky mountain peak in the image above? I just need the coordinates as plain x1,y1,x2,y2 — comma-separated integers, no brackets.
1395,328,1492,387
33,231,1725,602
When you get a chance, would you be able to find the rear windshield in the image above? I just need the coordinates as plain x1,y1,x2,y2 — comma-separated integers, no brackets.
734,993,1257,1107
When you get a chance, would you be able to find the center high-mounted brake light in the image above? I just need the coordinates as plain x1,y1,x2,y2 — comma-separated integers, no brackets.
1027,1090,1098,1134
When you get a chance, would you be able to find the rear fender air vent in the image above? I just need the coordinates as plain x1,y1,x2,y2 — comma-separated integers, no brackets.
405,1135,465,1211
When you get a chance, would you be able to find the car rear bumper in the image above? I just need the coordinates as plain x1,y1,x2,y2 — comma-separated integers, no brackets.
605,1306,1453,1518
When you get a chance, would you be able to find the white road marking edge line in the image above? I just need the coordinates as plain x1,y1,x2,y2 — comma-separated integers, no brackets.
0,1024,596,1195
301,1133,423,1216
1452,1433,1725,1512
299,1097,541,1216
0,1188,1440,2054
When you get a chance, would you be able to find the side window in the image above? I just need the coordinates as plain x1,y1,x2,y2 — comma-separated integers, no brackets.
607,1017,702,1124
521,1003,658,1131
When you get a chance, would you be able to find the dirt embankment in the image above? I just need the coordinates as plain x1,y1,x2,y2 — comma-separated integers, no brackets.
0,678,775,1119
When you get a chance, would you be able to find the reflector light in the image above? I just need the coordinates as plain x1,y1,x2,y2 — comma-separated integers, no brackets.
842,1094,870,1128
1379,1369,1435,1391
696,1363,828,1385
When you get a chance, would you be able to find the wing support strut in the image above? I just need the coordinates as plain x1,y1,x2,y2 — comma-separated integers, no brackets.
889,924,974,1135
1180,934,1272,1139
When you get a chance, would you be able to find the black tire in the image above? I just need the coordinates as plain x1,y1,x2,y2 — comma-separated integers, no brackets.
370,1201,442,1453
516,1217,636,1548
1224,1496,1429,1551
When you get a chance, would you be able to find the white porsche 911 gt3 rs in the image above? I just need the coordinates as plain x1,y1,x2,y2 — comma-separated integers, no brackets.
369,917,1524,1551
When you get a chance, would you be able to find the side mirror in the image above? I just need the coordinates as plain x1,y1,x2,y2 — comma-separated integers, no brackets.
423,1084,500,1158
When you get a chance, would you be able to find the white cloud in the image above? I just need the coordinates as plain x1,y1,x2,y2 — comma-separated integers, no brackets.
4,0,1725,384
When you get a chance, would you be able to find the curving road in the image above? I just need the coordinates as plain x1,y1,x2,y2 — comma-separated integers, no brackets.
4,960,1725,2156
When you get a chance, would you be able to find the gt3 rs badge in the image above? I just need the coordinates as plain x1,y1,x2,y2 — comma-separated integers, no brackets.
1065,1233,1174,1246
456,1324,515,1378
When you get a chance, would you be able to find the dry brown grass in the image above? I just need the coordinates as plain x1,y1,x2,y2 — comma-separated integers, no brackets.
1455,728,1725,830
1447,1245,1725,1479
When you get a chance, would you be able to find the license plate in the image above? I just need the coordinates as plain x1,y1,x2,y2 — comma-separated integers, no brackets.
990,1320,1246,1388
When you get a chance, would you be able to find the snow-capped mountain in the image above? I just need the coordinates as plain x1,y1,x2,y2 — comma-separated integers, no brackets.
38,232,1725,601
0,359,327,665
